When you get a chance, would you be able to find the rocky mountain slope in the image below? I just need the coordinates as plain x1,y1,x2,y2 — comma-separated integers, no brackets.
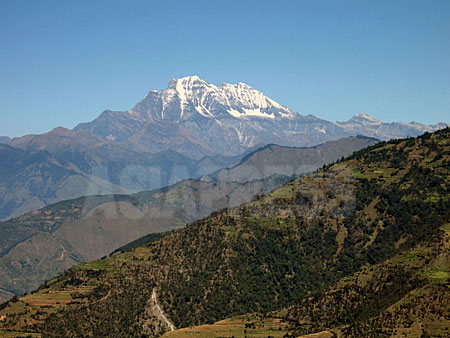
1,128,447,337
74,76,446,159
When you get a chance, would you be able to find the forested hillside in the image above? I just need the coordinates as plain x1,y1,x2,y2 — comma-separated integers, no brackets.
0,176,286,303
0,128,448,337
277,222,450,337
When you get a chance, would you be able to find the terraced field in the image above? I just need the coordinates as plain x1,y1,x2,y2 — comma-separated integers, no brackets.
162,314,292,338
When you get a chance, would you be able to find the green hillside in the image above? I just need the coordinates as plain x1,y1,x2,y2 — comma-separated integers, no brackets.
276,221,450,337
0,175,287,303
0,135,374,304
0,128,448,337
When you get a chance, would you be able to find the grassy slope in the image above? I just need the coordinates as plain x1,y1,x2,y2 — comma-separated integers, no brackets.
0,129,448,337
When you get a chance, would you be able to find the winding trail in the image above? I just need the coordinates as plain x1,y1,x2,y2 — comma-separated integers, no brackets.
152,288,175,331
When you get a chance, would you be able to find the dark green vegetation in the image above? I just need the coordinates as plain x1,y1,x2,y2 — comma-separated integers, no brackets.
0,128,448,337
277,223,450,337
0,175,287,304
0,136,374,304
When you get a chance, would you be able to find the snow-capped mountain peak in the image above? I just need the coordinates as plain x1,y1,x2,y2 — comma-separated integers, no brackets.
74,75,448,159
133,76,296,122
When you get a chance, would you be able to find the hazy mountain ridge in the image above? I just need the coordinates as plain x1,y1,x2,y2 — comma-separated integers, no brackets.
0,143,133,221
202,135,378,183
2,128,251,220
3,76,445,220
0,137,10,145
9,127,198,186
1,128,447,337
336,113,448,140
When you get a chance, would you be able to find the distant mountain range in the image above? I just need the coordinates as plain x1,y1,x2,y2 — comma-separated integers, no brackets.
0,176,286,304
1,127,248,220
0,142,134,221
73,75,447,158
0,76,446,220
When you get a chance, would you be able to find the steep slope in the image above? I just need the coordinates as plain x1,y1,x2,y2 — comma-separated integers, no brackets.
203,135,378,183
0,176,286,304
74,76,446,159
165,224,450,338
0,128,448,337
0,143,133,221
0,136,374,301
276,223,450,337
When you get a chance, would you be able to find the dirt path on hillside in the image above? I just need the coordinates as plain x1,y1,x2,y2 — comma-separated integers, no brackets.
151,288,175,331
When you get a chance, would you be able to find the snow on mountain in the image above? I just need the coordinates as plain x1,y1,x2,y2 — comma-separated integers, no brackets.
74,76,447,159
131,75,296,122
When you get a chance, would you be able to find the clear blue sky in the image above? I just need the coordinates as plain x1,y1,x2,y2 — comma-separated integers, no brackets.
0,0,449,137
